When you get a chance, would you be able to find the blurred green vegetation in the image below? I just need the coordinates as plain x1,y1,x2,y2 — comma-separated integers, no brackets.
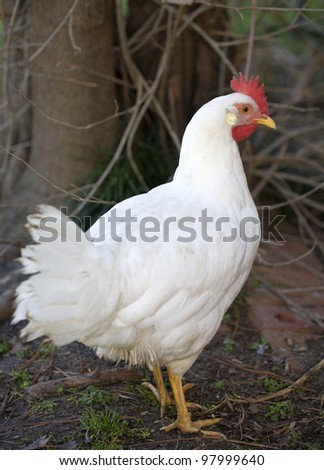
229,0,324,68
71,123,178,229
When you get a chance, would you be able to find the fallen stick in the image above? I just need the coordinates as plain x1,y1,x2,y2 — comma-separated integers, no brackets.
26,368,143,397
234,357,324,404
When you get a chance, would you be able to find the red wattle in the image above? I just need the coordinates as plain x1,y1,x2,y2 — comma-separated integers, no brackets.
232,123,258,142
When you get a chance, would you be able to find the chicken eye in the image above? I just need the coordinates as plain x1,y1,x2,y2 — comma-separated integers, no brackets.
242,105,250,114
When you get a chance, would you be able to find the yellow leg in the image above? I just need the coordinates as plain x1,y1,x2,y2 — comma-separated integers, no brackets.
161,369,225,439
142,366,173,416
142,366,196,417
153,366,173,416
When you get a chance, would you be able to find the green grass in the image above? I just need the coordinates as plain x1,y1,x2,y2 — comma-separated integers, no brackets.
250,338,269,352
287,428,302,447
80,407,127,450
78,385,112,407
265,400,294,422
30,399,57,415
214,380,226,391
9,369,32,389
65,385,126,449
263,377,283,393
39,343,56,358
127,383,159,405
16,346,33,360
223,338,236,353
66,385,112,406
0,340,11,356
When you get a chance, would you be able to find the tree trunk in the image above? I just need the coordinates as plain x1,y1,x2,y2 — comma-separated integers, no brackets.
4,0,118,235
1,0,31,229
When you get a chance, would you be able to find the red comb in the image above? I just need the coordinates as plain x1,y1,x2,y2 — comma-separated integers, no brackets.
230,73,268,115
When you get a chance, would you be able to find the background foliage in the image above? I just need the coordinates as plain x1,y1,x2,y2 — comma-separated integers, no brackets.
1,0,323,252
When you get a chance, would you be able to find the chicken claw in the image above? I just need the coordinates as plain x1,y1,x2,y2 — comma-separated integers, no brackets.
161,416,225,439
161,368,225,439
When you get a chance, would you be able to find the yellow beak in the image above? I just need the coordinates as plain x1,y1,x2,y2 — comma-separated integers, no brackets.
254,114,276,130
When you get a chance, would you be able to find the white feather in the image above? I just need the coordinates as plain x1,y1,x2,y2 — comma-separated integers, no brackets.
13,92,261,376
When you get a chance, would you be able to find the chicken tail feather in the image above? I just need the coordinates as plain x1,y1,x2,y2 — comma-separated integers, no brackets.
12,205,107,345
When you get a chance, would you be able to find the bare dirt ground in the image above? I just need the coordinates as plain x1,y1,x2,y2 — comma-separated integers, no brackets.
0,287,323,450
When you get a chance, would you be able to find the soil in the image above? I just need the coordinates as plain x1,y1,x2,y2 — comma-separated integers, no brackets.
0,292,323,450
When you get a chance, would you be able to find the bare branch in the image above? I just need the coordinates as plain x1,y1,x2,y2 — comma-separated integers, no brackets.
244,0,257,78
26,368,143,398
256,239,317,268
68,13,82,54
18,89,132,130
234,358,324,404
0,145,115,205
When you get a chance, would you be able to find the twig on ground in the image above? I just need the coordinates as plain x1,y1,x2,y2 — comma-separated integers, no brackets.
214,356,294,384
234,358,324,404
25,368,144,398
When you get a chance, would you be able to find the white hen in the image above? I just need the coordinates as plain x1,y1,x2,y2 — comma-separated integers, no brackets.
13,74,275,437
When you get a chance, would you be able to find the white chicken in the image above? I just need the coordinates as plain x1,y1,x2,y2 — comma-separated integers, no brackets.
13,74,275,438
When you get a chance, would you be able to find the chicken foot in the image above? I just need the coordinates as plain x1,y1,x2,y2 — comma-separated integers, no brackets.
161,369,225,439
